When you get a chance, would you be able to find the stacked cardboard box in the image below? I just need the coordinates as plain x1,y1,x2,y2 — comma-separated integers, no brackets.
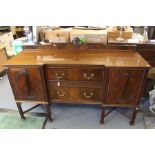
39,28,107,44
70,29,107,44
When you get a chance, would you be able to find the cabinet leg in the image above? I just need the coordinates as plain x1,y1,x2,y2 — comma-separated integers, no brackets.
16,102,25,120
100,106,105,124
129,108,138,126
43,104,53,122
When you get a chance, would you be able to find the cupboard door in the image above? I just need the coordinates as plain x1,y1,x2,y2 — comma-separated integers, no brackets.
106,69,145,106
8,67,46,101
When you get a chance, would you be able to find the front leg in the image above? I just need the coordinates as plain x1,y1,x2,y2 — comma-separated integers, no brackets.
43,104,53,122
100,106,105,124
16,102,25,120
129,108,138,126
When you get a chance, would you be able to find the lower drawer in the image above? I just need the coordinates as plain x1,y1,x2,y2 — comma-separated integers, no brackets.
48,82,102,103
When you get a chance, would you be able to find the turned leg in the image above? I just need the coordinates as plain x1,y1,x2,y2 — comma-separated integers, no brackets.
100,106,105,124
43,104,53,122
16,102,25,120
129,108,138,126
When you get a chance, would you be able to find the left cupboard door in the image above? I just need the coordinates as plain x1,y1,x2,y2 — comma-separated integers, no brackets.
7,67,46,102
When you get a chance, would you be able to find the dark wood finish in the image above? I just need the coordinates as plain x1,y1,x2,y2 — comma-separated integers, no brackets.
23,104,40,114
100,106,105,124
6,66,52,120
136,44,155,67
23,43,137,50
100,107,116,124
16,102,25,119
48,81,102,88
7,67,46,102
15,103,52,120
48,82,102,103
100,67,150,124
46,67,103,81
129,108,138,125
43,104,53,122
100,107,139,125
106,69,145,106
4,49,151,124
46,65,104,105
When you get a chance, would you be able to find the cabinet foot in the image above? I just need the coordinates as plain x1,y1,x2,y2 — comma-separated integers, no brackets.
16,102,25,120
100,107,105,124
129,108,138,126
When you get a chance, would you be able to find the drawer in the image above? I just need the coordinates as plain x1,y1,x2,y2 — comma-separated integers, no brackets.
48,82,102,103
46,67,103,81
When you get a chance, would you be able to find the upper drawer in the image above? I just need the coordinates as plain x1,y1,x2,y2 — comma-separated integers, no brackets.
45,67,103,81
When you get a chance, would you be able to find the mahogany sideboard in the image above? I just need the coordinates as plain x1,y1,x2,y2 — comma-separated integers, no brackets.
4,49,151,125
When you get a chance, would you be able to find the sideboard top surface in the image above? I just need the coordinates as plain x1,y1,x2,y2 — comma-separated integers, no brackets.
4,49,151,68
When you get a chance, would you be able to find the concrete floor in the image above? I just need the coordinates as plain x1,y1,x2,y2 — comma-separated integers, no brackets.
0,75,146,129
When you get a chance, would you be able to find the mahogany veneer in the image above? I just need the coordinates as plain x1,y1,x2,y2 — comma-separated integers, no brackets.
4,49,151,125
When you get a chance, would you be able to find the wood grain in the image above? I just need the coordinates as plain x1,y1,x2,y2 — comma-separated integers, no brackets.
4,49,151,67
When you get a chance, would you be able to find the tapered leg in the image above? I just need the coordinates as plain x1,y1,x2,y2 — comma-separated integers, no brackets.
100,106,105,124
16,102,25,120
129,108,138,126
43,104,53,122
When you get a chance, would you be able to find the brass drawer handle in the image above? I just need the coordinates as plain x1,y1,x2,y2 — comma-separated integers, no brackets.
55,73,65,79
83,73,94,80
57,91,66,97
83,92,94,98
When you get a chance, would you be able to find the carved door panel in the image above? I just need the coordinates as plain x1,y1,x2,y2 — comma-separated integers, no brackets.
8,67,45,101
107,69,145,106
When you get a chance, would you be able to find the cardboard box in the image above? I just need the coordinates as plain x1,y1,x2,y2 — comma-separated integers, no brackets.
39,28,70,43
107,26,133,39
0,32,14,56
44,30,57,40
49,37,67,43
57,31,70,43
87,36,107,43
0,46,7,73
70,29,107,43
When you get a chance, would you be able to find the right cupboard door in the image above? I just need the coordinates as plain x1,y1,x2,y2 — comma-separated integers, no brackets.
106,69,145,106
